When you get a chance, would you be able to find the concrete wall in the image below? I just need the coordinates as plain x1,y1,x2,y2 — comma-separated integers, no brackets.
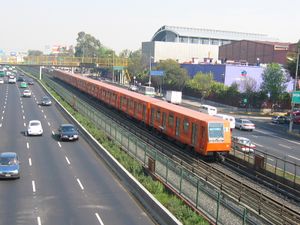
142,41,219,63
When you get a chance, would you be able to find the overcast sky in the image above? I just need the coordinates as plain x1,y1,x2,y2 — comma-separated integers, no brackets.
1,0,299,54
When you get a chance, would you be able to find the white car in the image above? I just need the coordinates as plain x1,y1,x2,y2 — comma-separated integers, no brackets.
235,118,255,131
27,120,43,136
232,136,256,153
22,89,32,97
0,78,4,84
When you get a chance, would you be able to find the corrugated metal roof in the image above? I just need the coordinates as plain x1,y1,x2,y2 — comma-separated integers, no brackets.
152,25,278,42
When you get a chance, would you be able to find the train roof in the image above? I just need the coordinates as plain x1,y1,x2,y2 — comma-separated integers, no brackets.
57,70,227,125
152,100,225,123
57,70,161,103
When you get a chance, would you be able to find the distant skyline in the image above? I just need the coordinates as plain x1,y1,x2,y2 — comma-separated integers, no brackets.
1,0,299,54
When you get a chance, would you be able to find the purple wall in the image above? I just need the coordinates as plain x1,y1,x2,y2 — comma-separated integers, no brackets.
180,64,294,92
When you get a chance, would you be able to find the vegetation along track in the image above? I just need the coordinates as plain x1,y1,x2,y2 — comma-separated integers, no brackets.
23,67,300,225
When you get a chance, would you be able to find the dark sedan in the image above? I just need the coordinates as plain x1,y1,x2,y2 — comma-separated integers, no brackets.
58,124,79,141
41,96,52,106
271,116,289,124
0,152,20,179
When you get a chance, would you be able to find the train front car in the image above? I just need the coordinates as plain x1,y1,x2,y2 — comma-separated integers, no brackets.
205,119,231,159
149,101,231,160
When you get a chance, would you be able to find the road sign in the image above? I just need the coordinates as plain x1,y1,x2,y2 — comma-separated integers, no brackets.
243,98,248,103
292,91,300,104
150,70,164,76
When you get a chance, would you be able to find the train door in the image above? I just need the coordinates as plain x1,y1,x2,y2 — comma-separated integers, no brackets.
191,123,198,146
134,102,137,117
150,108,155,126
162,112,166,131
175,117,181,137
142,104,146,122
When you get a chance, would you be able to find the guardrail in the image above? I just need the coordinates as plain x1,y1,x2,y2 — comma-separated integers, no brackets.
230,146,300,196
39,75,280,225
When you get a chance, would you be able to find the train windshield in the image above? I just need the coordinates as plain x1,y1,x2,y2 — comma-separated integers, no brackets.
208,123,224,142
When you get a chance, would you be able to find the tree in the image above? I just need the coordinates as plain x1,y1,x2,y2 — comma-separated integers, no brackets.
28,50,43,56
187,72,214,102
75,31,103,57
261,63,287,104
155,59,189,91
285,40,300,80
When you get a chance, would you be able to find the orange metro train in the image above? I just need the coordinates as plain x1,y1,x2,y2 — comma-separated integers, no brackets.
53,70,231,158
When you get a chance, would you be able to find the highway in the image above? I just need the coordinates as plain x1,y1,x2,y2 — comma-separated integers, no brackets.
0,78,156,225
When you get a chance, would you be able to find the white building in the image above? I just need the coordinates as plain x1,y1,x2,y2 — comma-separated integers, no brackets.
142,25,277,63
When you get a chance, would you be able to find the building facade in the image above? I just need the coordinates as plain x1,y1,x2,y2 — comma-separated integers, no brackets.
142,25,277,63
219,40,292,65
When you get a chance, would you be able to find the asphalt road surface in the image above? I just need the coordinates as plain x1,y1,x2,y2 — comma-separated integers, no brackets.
0,78,156,225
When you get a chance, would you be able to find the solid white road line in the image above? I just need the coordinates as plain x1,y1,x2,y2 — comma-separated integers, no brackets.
29,158,32,166
288,155,300,161
48,122,51,126
37,216,41,225
58,142,62,148
32,180,36,193
256,128,300,146
279,144,291,149
95,213,105,225
65,156,71,165
77,178,84,190
27,142,29,149
253,142,264,147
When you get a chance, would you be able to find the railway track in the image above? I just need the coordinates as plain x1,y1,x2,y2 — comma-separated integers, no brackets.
23,67,300,224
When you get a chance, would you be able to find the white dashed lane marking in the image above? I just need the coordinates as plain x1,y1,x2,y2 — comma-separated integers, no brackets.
23,115,25,120
29,158,32,166
52,131,55,135
77,178,84,190
44,115,47,119
95,213,105,225
65,156,71,165
288,155,300,161
48,122,51,126
32,180,36,193
27,142,29,149
24,123,26,127
57,142,61,148
37,217,42,225
279,144,291,149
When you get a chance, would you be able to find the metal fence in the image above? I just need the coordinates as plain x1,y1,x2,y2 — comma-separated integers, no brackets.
231,146,300,187
42,76,273,225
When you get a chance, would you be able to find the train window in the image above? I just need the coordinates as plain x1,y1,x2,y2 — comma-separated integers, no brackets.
183,119,189,133
168,113,174,126
134,102,137,116
150,108,155,126
156,110,161,121
138,103,142,112
175,118,181,136
130,100,134,109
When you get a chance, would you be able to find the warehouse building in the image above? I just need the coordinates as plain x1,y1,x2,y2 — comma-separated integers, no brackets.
219,40,292,65
142,25,277,63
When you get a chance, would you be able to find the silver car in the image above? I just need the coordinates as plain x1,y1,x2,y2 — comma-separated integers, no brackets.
0,152,20,179
235,118,255,131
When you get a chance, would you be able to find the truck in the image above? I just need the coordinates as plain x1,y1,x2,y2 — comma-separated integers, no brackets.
165,91,182,104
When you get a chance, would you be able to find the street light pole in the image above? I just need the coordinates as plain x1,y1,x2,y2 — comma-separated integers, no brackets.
148,56,153,87
289,46,300,132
